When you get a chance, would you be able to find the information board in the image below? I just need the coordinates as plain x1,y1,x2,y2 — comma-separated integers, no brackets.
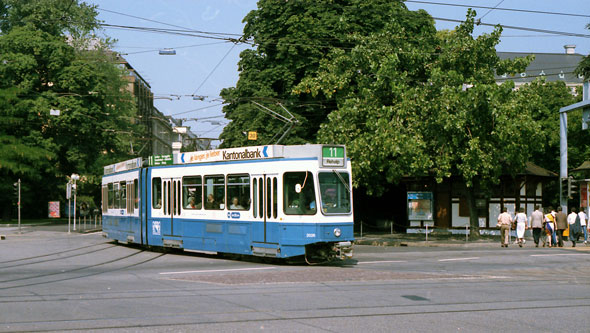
407,191,433,221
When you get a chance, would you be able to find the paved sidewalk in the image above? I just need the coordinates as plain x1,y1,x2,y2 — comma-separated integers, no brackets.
355,232,499,247
2,221,588,249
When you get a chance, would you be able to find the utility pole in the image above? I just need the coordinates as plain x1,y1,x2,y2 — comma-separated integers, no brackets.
16,179,21,234
560,81,590,212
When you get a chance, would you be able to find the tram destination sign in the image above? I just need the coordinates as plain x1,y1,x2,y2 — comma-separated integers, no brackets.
178,145,278,164
322,146,345,167
148,154,173,166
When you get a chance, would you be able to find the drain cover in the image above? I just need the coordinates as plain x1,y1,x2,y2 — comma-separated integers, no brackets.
402,295,429,301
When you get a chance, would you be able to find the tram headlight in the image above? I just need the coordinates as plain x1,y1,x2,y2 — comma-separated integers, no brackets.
333,228,342,238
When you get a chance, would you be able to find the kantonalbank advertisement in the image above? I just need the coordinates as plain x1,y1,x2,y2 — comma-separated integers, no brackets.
178,146,277,164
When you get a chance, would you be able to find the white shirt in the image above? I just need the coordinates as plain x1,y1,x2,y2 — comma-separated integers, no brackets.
567,212,577,225
578,211,587,226
515,212,527,225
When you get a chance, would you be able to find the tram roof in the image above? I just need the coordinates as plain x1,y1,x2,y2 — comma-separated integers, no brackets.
104,144,346,175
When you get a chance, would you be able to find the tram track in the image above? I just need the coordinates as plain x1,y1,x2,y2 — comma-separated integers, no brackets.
0,241,110,265
0,250,164,291
0,243,117,270
2,293,590,332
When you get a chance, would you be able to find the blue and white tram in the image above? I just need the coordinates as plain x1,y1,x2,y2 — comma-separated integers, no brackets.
101,144,354,261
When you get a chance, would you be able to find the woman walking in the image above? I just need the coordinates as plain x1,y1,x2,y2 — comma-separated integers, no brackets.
515,207,528,247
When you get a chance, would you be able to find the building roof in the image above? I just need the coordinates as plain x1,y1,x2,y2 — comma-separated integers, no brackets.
524,162,557,177
571,161,590,172
495,51,584,85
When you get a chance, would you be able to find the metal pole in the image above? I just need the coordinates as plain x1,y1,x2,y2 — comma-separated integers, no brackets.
68,184,71,234
466,225,468,242
84,215,86,230
426,224,428,242
560,110,568,212
360,221,363,238
391,221,393,235
73,180,77,231
17,179,21,234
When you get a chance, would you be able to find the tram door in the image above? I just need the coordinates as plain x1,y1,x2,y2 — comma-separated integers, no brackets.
162,177,182,236
252,174,279,244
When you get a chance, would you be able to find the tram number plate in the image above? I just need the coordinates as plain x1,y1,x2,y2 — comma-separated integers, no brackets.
322,146,344,167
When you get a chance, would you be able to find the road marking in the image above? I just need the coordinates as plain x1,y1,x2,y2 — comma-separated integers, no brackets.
81,231,102,236
159,267,276,275
357,260,407,264
438,257,479,262
530,253,589,257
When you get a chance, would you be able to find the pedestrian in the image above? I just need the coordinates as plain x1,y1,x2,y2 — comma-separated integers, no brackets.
555,206,568,247
568,207,582,247
529,205,544,247
497,207,513,247
544,207,556,247
579,208,588,245
514,207,527,247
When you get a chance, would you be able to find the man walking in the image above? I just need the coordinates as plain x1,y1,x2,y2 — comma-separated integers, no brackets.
555,206,568,248
568,207,581,247
497,207,513,247
529,205,544,247
579,208,588,245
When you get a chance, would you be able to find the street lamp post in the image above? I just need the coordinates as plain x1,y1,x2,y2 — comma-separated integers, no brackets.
71,174,79,231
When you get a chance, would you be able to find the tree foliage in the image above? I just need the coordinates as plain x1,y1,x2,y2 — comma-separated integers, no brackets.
0,0,138,220
296,9,548,235
219,0,424,147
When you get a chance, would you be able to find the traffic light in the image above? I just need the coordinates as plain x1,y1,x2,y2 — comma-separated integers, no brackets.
561,177,569,200
568,176,578,199
13,182,18,198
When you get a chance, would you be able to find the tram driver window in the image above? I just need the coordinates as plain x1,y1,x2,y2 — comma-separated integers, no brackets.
319,172,351,214
227,174,249,211
152,177,162,209
183,176,202,209
204,175,225,210
283,171,316,215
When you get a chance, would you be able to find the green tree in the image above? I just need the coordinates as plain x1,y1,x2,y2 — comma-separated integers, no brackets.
575,23,590,79
219,0,431,148
297,10,541,236
0,0,138,220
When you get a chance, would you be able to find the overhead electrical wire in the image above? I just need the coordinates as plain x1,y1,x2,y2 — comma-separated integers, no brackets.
98,7,242,37
431,17,590,38
404,0,590,19
191,43,237,96
477,0,504,21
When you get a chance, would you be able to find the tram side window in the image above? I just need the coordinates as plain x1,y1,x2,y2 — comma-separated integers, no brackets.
152,177,162,209
108,183,114,209
102,186,108,213
227,174,249,211
183,176,202,209
134,179,139,210
119,181,126,211
114,182,121,209
204,175,224,210
319,172,352,214
283,172,316,215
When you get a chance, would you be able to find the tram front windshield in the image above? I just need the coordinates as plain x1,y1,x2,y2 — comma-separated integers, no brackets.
319,171,351,214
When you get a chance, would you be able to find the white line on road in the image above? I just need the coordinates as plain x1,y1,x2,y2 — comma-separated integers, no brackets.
357,260,407,264
530,253,589,257
438,257,480,262
160,267,276,275
81,231,102,236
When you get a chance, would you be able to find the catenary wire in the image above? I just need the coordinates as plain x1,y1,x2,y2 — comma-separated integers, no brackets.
405,0,590,19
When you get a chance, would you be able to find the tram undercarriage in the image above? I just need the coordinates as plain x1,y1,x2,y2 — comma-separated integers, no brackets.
304,241,353,264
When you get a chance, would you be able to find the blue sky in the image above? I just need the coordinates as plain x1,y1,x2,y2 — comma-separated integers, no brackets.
89,0,590,144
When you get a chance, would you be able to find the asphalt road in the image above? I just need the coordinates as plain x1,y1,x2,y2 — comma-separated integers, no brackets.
1,225,590,332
